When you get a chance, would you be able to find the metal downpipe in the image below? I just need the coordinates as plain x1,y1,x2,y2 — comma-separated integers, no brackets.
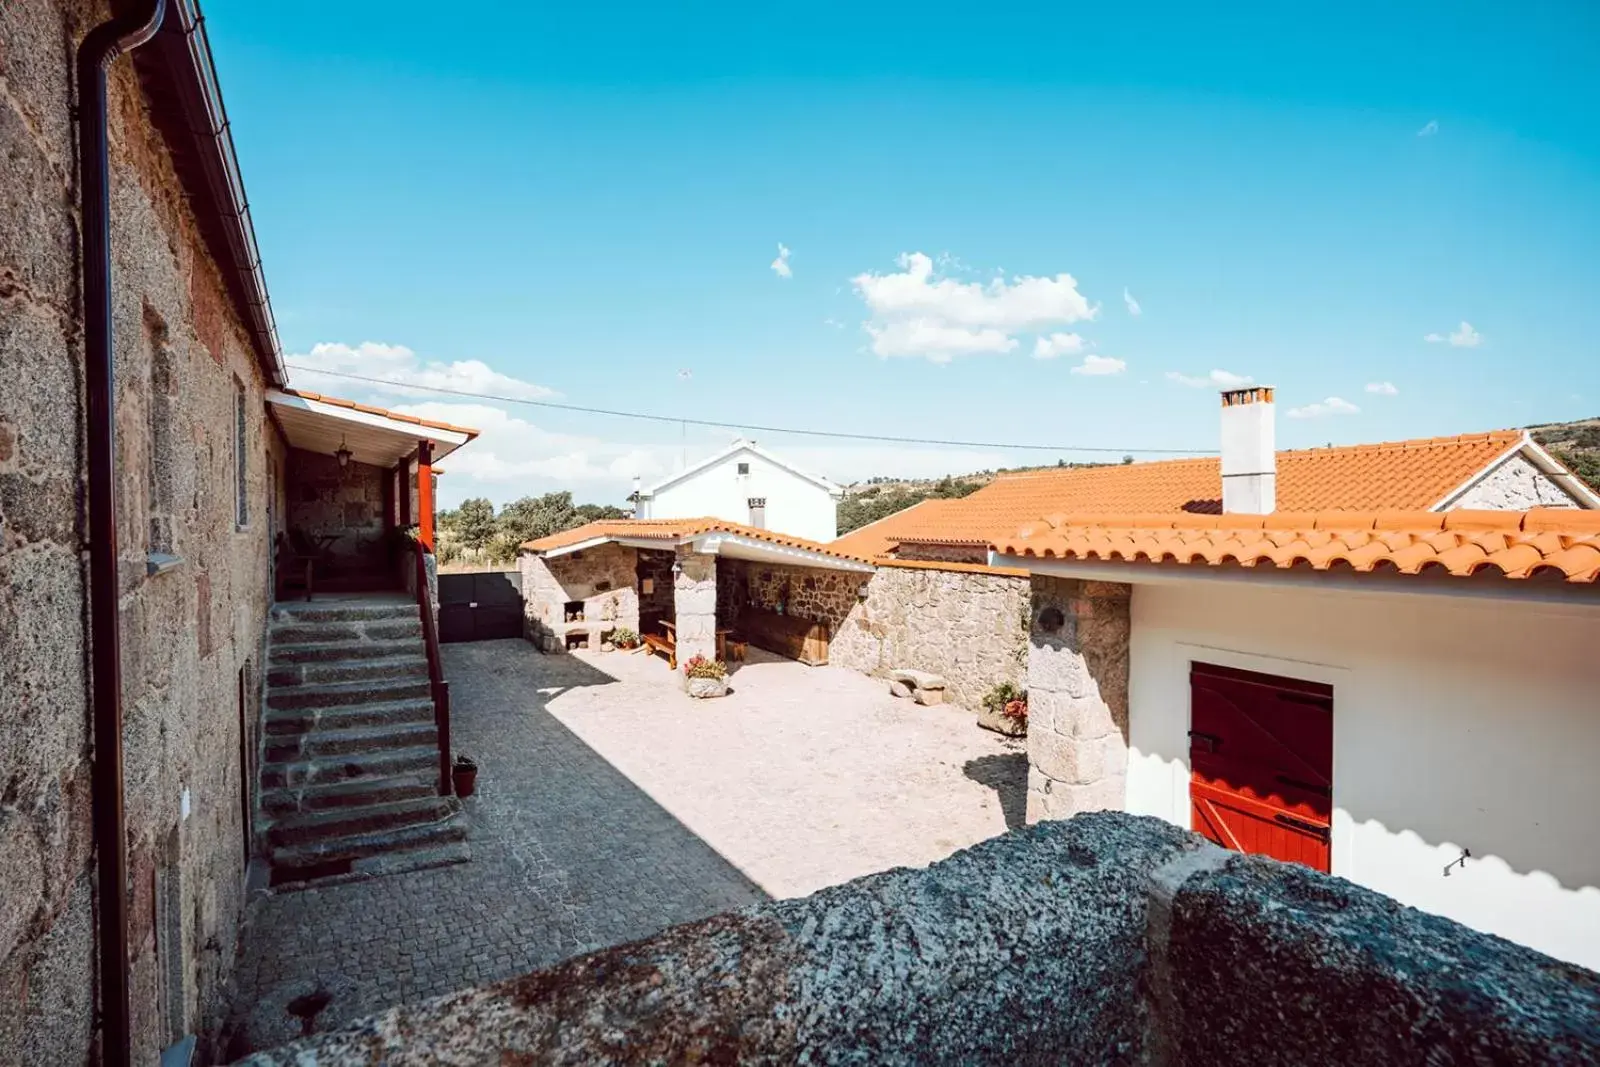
75,2,168,1063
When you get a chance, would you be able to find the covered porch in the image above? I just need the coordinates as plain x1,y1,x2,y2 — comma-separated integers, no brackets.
519,521,876,667
267,388,478,597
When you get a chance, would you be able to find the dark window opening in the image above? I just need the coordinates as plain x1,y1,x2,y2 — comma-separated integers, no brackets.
234,378,249,528
737,462,750,475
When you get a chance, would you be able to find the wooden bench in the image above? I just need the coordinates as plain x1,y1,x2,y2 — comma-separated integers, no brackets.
643,631,676,669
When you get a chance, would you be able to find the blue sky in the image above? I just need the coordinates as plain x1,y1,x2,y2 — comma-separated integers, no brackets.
207,1,1600,508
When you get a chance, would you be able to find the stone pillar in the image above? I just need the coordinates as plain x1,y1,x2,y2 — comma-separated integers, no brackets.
673,546,718,664
1025,576,1132,824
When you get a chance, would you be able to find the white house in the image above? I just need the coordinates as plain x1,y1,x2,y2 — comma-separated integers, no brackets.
988,388,1600,973
634,439,844,543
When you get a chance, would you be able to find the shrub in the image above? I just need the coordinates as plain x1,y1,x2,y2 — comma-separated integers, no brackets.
682,655,728,680
982,681,1024,715
612,627,639,649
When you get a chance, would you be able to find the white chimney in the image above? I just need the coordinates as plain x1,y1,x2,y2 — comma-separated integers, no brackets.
1220,386,1276,514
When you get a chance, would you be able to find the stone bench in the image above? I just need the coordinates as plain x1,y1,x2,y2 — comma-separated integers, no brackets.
888,668,946,706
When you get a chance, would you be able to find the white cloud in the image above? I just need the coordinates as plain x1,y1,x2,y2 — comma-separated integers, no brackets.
1365,381,1398,396
1424,321,1483,347
823,317,845,329
770,243,792,279
288,341,557,401
1123,287,1142,316
1069,354,1127,376
864,319,1018,361
1287,396,1360,419
1165,369,1254,389
1416,119,1439,137
1031,332,1087,360
852,251,1097,361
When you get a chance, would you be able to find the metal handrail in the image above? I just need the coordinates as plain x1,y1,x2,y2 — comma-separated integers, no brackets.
412,545,453,795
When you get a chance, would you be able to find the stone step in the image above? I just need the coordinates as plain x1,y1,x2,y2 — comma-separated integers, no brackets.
270,602,421,625
267,839,471,893
268,637,423,666
265,795,459,848
267,653,428,689
261,772,437,818
263,697,436,738
259,745,440,790
266,675,431,712
262,721,437,765
269,618,422,645
268,814,468,875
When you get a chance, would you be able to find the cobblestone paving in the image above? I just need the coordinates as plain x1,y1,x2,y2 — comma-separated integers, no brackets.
225,640,1022,1053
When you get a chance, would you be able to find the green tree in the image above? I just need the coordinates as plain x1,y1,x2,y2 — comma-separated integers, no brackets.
454,497,498,551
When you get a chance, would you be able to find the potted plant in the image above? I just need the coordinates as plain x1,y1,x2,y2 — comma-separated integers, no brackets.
682,655,730,699
612,627,640,651
452,753,479,797
978,682,1027,737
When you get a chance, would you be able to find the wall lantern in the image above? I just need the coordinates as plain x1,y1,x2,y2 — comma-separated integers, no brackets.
335,434,352,470
857,582,871,601
671,559,682,577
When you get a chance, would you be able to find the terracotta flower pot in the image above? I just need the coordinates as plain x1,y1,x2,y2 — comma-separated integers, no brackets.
452,759,479,797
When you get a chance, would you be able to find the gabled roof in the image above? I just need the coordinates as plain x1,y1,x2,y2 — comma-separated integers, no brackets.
522,518,873,568
640,440,842,498
994,509,1600,584
836,431,1589,558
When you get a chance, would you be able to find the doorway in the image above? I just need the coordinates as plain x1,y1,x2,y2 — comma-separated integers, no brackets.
1188,662,1333,872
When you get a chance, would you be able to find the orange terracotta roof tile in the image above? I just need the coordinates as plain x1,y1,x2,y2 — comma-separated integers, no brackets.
279,388,481,439
849,430,1529,551
994,508,1600,584
522,518,873,564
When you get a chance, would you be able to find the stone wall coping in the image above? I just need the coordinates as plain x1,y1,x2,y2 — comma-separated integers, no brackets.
876,557,1030,577
236,813,1600,1066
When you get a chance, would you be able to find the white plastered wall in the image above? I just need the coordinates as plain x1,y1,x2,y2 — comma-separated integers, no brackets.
644,447,839,542
1125,580,1600,971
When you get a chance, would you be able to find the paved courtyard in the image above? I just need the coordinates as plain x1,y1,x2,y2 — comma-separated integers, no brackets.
225,639,1024,1054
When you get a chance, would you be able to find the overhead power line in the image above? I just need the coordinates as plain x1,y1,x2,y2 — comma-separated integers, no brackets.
284,363,1219,456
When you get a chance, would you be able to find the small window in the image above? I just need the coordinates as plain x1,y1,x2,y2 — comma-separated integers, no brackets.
737,462,750,475
234,379,249,528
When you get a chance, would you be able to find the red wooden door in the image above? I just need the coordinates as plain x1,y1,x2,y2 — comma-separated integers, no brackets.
1189,662,1333,872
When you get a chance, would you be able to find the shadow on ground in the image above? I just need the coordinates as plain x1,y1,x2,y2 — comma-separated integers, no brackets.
963,752,1029,830
223,639,766,1058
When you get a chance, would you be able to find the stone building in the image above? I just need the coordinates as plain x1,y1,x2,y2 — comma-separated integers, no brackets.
0,3,476,1062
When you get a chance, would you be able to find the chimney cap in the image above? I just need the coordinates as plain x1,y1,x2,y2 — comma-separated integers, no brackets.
1221,385,1275,406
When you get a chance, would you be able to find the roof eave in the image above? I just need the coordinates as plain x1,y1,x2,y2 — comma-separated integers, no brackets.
135,0,284,387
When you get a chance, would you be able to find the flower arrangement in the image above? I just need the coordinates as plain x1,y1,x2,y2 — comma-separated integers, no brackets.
980,681,1028,736
612,627,640,650
682,655,728,680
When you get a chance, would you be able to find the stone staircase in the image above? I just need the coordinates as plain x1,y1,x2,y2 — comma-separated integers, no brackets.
260,598,468,889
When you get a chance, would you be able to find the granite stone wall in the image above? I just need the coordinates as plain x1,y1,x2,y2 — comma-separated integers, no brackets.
285,450,389,575
891,540,990,565
1451,452,1582,509
673,546,718,663
831,565,1030,713
1,3,279,1059
243,813,1600,1066
1025,577,1132,824
635,548,675,633
719,559,863,637
519,543,640,652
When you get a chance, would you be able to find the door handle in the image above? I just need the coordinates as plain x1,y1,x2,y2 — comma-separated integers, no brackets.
1273,813,1330,843
1188,730,1223,752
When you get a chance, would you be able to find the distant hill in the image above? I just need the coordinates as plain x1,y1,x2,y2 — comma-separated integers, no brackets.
837,458,1130,535
1529,416,1600,496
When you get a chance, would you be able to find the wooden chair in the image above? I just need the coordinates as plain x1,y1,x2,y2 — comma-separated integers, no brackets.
275,532,316,601
642,631,676,669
